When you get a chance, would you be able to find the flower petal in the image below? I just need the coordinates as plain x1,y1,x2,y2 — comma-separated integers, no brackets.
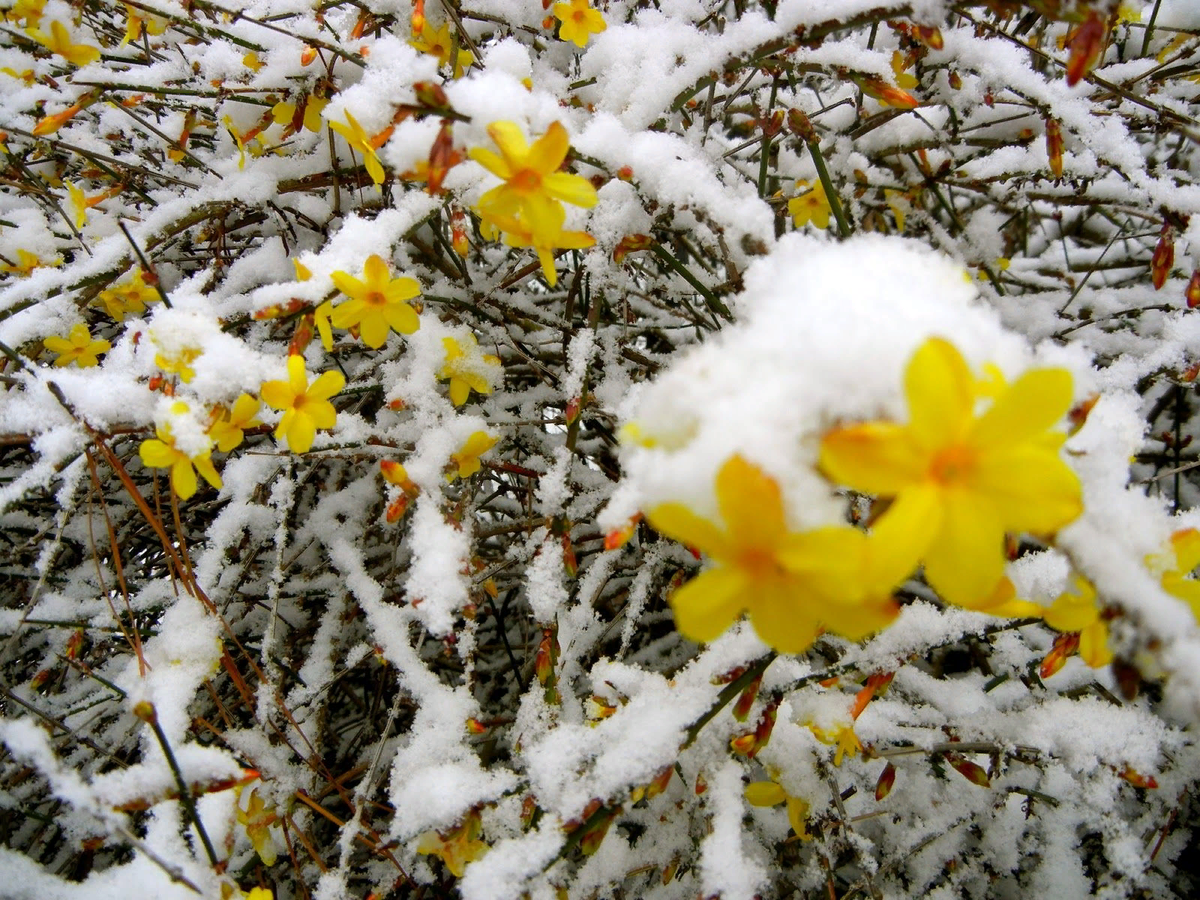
528,121,570,175
820,422,926,495
668,566,747,643
359,311,389,348
287,354,308,394
363,254,390,286
746,578,821,653
139,439,175,468
744,782,786,807
972,446,1082,533
970,367,1074,449
171,458,197,499
287,412,317,454
384,301,420,335
715,455,786,551
331,271,366,300
905,337,974,451
308,370,346,401
449,378,470,406
646,502,729,559
922,491,1006,606
260,379,294,411
306,399,337,430
543,171,597,208
864,484,942,591
487,121,530,172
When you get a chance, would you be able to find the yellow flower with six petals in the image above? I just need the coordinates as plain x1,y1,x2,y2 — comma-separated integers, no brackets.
260,355,345,454
416,808,488,877
29,20,100,67
44,323,110,367
96,269,159,320
788,179,831,230
744,775,811,839
552,0,607,48
330,254,421,349
820,337,1082,607
646,455,908,653
439,334,501,406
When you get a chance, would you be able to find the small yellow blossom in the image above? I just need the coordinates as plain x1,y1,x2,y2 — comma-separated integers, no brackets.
236,788,279,866
208,394,262,453
5,0,45,27
482,206,595,287
552,0,607,48
241,889,273,900
1150,528,1200,620
788,180,832,230
1044,575,1112,668
646,455,908,653
66,181,88,229
138,403,223,500
271,94,328,135
44,323,110,367
820,337,1082,608
449,431,498,480
29,20,101,67
260,355,345,454
439,334,501,406
330,254,422,349
96,270,159,320
155,347,201,383
416,809,489,877
744,776,811,839
2,249,60,277
810,722,864,767
891,50,918,90
409,22,475,78
121,3,166,46
470,121,597,243
329,111,392,185
242,52,263,72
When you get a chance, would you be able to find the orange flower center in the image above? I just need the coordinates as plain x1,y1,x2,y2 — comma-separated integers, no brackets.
930,444,975,484
738,547,783,579
511,168,542,193
365,290,388,307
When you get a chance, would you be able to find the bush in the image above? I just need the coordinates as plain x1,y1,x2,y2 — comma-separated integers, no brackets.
2,0,1200,897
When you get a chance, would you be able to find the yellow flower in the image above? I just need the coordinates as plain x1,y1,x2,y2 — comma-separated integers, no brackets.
810,722,864,767
891,50,918,90
552,0,607,48
260,355,345,454
416,809,488,877
481,206,595,287
66,181,88,229
313,300,334,351
138,403,223,500
645,455,906,653
96,270,159,320
208,394,262,453
43,323,110,367
439,334,501,406
788,180,831,230
29,20,101,67
1043,575,1112,668
330,254,422,348
2,249,60,277
884,188,909,233
155,347,201,383
449,431,498,480
820,337,1082,607
241,889,273,900
236,788,279,866
271,94,328,135
1150,528,1200,620
121,3,166,46
5,0,45,27
744,777,811,839
470,121,597,243
409,22,475,78
329,111,391,185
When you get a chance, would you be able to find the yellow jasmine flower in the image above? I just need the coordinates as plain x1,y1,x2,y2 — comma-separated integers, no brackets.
29,20,101,67
470,121,597,243
788,180,831,230
552,0,607,48
242,52,263,72
329,111,392,185
645,455,907,653
1150,528,1200,620
155,347,201,383
482,206,595,287
449,431,498,480
820,337,1082,607
271,94,328,135
208,394,262,453
1,66,36,85
810,722,864,767
409,22,475,78
2,249,60,277
313,300,334,351
6,0,45,27
744,776,811,839
236,788,279,866
121,3,166,46
96,270,159,320
330,254,422,349
416,809,489,877
1043,574,1112,668
138,403,223,500
43,323,110,367
260,355,345,454
891,50,918,90
66,181,88,229
438,334,501,406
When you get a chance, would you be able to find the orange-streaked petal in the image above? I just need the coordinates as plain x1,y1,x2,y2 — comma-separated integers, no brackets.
646,502,728,559
820,422,926,495
715,455,787,551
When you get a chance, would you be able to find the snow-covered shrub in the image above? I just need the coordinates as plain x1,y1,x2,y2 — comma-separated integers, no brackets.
3,0,1200,897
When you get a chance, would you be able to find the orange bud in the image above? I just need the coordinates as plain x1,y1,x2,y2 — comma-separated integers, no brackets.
730,732,757,756
616,165,634,180
65,628,85,660
1065,12,1105,87
662,858,679,885
411,0,425,33
565,396,582,425
948,70,962,90
288,314,314,356
1152,231,1175,290
578,805,618,855
33,103,86,136
732,672,763,722
542,15,554,28
1046,117,1064,179
413,81,449,110
1068,394,1100,434
1187,270,1200,308
386,495,409,523
604,514,641,551
913,24,943,50
465,717,488,735
535,628,559,686
380,459,409,485
945,753,990,788
875,761,896,800
562,533,577,578
857,76,919,109
750,698,779,755
450,206,469,257
694,772,707,794
1040,632,1080,680
645,765,673,800
1119,766,1158,789
613,234,653,264
31,668,52,690
300,45,318,66
426,121,458,195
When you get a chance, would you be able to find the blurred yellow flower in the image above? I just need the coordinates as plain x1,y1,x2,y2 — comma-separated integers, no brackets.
788,180,831,230
44,323,110,367
1150,528,1200,620
29,20,100,67
449,431,498,480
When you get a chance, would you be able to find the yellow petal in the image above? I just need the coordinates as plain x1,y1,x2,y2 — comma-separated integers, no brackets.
308,370,346,401
543,171,597,209
972,447,1082,533
777,526,866,598
746,579,821,653
384,301,420,335
715,455,786,551
1079,620,1113,668
139,439,176,468
744,781,787,807
528,121,570,175
863,485,941,591
287,354,308,394
646,502,728,558
970,367,1074,448
905,337,974,451
260,379,294,411
1171,529,1200,574
193,455,223,490
306,399,337,430
922,492,1006,606
359,312,389,348
668,566,747,643
820,422,926,495
487,121,531,172
286,412,317,454
363,253,390,285
171,458,197,499
449,378,470,406
331,271,367,300
468,146,513,180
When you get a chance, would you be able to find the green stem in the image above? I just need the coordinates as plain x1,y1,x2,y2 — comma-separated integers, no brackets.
652,244,732,321
805,138,851,238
